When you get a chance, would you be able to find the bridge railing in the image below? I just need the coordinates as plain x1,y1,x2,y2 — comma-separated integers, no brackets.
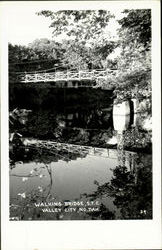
17,69,118,83
67,71,79,80
45,73,56,81
93,70,107,78
79,71,94,80
55,72,67,80
26,74,36,82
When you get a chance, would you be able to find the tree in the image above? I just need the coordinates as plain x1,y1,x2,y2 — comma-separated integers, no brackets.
59,39,90,70
28,38,62,61
9,39,64,74
9,43,36,63
112,9,151,101
37,10,118,69
9,10,118,72
37,10,114,42
118,9,151,48
9,43,39,74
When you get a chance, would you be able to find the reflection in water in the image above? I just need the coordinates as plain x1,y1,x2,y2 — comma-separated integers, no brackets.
9,138,152,220
10,106,151,151
113,114,131,132
117,132,125,167
9,94,152,220
90,162,152,220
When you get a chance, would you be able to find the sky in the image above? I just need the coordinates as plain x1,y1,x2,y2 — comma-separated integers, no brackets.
6,7,53,45
2,2,125,46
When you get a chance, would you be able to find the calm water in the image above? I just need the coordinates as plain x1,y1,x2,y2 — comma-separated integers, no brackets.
9,88,152,220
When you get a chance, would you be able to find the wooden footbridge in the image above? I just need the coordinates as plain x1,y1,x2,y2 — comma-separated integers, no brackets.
15,69,117,88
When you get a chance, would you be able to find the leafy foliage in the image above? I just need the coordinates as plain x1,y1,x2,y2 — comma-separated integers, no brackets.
36,10,118,69
37,10,114,41
118,9,151,47
111,9,151,101
9,43,35,63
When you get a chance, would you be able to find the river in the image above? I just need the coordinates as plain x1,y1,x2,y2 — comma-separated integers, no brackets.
9,87,152,220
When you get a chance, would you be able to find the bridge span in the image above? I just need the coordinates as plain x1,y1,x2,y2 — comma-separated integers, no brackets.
13,69,117,88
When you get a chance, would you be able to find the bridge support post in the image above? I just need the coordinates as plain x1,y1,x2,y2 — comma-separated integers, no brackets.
131,98,139,113
113,100,130,116
34,74,37,82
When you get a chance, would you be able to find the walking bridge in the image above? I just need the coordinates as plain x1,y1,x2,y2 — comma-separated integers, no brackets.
15,69,117,88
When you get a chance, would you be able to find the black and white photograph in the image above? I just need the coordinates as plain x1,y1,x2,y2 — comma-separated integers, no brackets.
8,5,154,221
1,0,161,249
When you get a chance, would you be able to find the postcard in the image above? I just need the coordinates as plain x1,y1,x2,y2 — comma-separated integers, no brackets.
1,1,161,249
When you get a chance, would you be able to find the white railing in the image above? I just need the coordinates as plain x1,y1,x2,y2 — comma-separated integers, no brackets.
67,71,79,80
18,69,117,83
